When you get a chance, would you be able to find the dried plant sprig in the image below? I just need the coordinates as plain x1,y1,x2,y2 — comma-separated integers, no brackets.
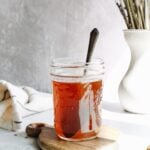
116,0,149,29
144,0,149,29
116,1,129,27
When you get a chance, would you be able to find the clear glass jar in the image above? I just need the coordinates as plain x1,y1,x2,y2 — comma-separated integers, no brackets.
50,57,104,141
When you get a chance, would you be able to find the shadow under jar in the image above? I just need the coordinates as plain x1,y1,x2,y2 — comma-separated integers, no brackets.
50,57,104,141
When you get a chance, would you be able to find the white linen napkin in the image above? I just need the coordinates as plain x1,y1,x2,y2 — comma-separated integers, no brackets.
0,80,53,131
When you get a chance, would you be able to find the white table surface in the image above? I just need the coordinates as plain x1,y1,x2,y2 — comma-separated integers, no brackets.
0,101,150,150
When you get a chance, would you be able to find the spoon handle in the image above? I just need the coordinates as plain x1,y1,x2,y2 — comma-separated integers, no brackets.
86,28,99,63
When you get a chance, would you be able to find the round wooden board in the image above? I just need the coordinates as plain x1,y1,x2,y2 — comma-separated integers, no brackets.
38,126,119,150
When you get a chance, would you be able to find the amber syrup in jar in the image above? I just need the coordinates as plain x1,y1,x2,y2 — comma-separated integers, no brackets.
53,80,102,141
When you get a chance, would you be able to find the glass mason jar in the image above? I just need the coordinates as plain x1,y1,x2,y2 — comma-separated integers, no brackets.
50,57,104,141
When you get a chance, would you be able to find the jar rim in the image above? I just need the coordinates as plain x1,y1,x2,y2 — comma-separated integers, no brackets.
50,57,104,68
50,57,105,82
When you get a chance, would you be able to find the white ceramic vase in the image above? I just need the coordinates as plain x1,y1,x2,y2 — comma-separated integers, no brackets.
119,30,150,114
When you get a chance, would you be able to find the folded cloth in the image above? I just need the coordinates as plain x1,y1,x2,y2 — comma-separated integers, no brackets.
0,80,53,131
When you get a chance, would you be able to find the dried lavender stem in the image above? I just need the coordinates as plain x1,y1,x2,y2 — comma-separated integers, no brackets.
129,0,139,29
138,5,145,29
139,3,145,28
116,2,129,27
144,0,149,30
134,1,144,29
124,0,135,29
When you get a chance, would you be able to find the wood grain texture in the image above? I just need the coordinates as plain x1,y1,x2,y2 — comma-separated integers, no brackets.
38,126,119,150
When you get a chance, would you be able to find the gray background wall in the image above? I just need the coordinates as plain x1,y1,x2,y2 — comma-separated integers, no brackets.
0,0,129,101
